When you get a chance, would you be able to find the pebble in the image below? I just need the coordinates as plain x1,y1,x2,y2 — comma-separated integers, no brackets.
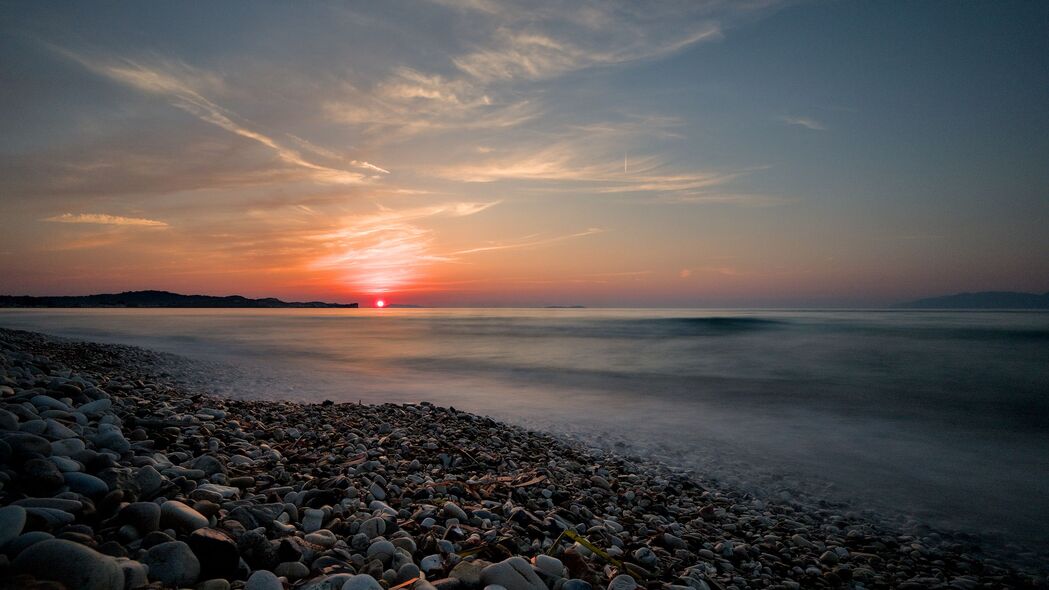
246,569,285,590
0,505,27,546
145,540,201,586
0,328,1042,590
12,538,124,590
481,557,548,590
160,499,209,531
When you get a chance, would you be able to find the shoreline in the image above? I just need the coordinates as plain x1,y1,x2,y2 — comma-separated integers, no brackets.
0,327,1044,589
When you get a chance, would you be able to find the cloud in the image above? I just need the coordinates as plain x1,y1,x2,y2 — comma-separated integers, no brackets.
448,227,603,255
310,202,499,293
679,268,692,278
325,67,539,141
781,116,826,131
454,27,722,82
42,213,168,227
53,47,385,184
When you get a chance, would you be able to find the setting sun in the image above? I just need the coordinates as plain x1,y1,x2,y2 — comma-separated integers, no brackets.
376,299,385,308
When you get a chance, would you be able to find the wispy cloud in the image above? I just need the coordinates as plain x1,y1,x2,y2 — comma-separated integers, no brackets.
781,115,826,131
42,213,168,227
448,227,603,255
454,27,722,82
310,202,499,293
53,47,386,184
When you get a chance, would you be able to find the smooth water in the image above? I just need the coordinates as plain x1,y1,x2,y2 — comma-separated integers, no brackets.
2,308,1047,550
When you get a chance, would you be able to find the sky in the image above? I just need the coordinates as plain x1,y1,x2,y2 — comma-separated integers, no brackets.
1,0,1047,307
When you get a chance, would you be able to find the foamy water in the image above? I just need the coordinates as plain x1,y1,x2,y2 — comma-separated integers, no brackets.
2,308,1047,552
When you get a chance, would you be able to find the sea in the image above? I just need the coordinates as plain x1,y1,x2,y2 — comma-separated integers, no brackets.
1,308,1047,555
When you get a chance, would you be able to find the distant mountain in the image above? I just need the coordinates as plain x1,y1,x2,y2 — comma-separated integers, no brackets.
0,290,358,308
385,303,423,308
894,291,1049,309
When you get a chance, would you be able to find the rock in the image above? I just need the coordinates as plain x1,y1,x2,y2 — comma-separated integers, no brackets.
23,457,64,493
0,408,18,430
367,539,397,563
361,516,386,539
145,540,201,586
302,507,325,532
342,574,384,590
246,569,284,590
119,558,149,589
189,454,227,476
421,554,444,574
134,465,166,497
93,425,131,453
820,550,839,565
450,560,486,586
369,481,386,500
63,471,110,497
160,499,209,531
78,398,112,418
121,501,161,533
607,575,636,590
3,433,52,461
13,538,124,590
276,560,310,579
198,579,233,590
480,557,547,590
0,505,27,547
4,531,54,557
188,527,240,579
50,438,85,456
443,502,468,522
532,555,564,578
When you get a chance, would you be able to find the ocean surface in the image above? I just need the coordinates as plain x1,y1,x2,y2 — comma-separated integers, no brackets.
2,308,1047,553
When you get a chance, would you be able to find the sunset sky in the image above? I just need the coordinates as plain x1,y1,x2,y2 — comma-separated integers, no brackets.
2,1,1047,307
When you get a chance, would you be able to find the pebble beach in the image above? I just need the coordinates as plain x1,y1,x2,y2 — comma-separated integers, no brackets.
0,327,1044,590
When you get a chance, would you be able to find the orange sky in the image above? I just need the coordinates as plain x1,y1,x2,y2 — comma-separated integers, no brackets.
2,2,1048,307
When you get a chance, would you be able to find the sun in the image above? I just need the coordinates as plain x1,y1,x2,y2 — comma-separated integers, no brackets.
376,299,385,308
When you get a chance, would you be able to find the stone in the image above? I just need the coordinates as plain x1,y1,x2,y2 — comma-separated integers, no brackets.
480,557,547,590
93,425,131,453
342,574,384,590
366,539,397,563
50,438,85,456
198,579,233,590
361,516,386,539
63,471,109,497
188,527,240,579
302,507,325,532
119,558,149,590
607,576,636,590
121,501,162,533
13,538,124,590
443,502,468,522
4,432,51,461
450,560,486,586
160,499,209,531
0,505,27,547
23,457,64,493
135,465,166,497
276,560,311,579
246,569,285,590
145,540,201,586
78,398,112,418
5,531,54,557
532,555,564,578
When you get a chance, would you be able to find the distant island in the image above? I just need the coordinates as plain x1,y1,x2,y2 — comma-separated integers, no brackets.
894,291,1049,309
384,303,423,309
0,290,358,308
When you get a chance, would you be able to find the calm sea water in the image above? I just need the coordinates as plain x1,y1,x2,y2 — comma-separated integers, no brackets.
2,308,1047,551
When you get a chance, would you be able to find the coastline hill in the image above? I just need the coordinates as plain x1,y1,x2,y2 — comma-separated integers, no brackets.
0,290,358,308
894,291,1049,309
